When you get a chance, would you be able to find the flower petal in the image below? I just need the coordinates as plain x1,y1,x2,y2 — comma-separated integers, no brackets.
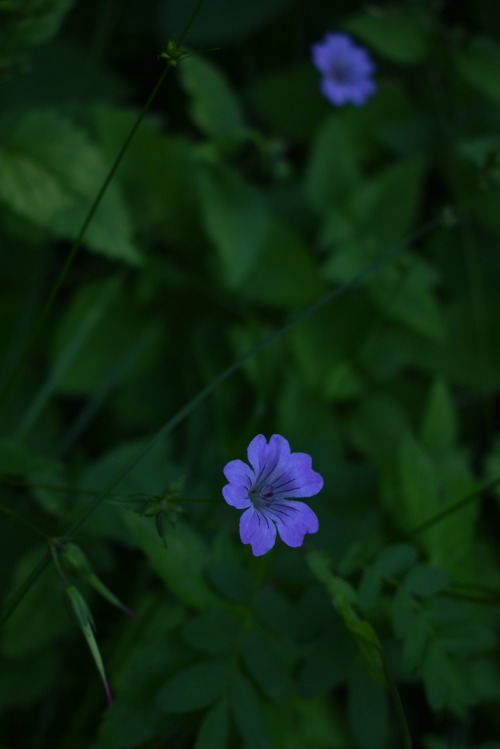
269,452,324,499
271,500,319,548
223,459,254,488
248,434,291,486
222,483,251,509
240,506,277,556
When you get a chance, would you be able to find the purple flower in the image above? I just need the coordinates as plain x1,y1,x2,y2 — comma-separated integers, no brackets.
311,32,376,106
222,434,323,556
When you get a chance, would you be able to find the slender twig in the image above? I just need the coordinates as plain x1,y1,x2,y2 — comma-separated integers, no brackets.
0,505,49,540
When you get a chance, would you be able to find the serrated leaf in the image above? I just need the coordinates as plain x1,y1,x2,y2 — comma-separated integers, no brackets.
157,658,232,713
0,112,140,264
194,698,229,749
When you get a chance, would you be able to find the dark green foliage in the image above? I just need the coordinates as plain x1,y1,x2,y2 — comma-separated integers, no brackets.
1,1,500,747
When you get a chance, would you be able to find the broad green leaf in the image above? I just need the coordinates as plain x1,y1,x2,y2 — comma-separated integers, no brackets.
456,37,500,103
179,55,246,140
404,565,450,598
345,6,431,64
348,661,389,749
198,163,269,287
247,62,327,142
207,563,253,603
182,609,242,655
126,517,219,610
230,673,272,749
50,278,149,394
157,658,232,713
194,698,229,749
0,112,141,264
240,629,292,703
304,116,360,214
420,379,457,454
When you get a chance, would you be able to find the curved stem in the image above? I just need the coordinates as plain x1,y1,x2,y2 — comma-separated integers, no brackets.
0,504,50,540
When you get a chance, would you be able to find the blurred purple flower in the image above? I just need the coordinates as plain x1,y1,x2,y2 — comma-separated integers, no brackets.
311,32,376,106
222,434,323,556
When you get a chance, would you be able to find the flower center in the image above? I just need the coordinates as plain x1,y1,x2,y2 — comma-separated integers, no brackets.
250,483,276,507
330,61,352,84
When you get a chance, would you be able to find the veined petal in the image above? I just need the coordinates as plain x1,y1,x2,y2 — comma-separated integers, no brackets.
248,434,291,486
271,500,319,548
223,459,254,489
222,483,251,509
240,507,277,556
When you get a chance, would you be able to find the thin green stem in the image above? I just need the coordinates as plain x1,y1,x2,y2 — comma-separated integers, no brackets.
383,658,412,749
0,504,50,540
178,0,206,45
405,474,500,540
0,553,51,627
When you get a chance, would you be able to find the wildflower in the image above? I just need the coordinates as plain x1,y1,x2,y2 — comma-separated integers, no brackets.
222,434,323,556
311,32,376,106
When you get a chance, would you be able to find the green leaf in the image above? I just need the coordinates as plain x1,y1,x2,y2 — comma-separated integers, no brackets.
126,517,219,610
240,220,324,308
456,36,500,103
251,588,296,636
345,6,431,64
182,609,242,655
404,565,450,598
398,432,439,529
348,661,389,749
299,627,356,697
179,55,246,140
162,0,292,45
420,379,457,453
401,610,428,673
392,587,414,638
358,565,382,611
423,639,451,711
207,563,253,603
198,163,269,287
375,544,418,577
157,658,232,713
230,673,272,749
240,629,292,703
194,699,229,749
0,440,60,475
304,116,360,214
0,112,141,264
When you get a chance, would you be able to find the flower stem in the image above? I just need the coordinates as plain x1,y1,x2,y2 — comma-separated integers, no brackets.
0,504,49,541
